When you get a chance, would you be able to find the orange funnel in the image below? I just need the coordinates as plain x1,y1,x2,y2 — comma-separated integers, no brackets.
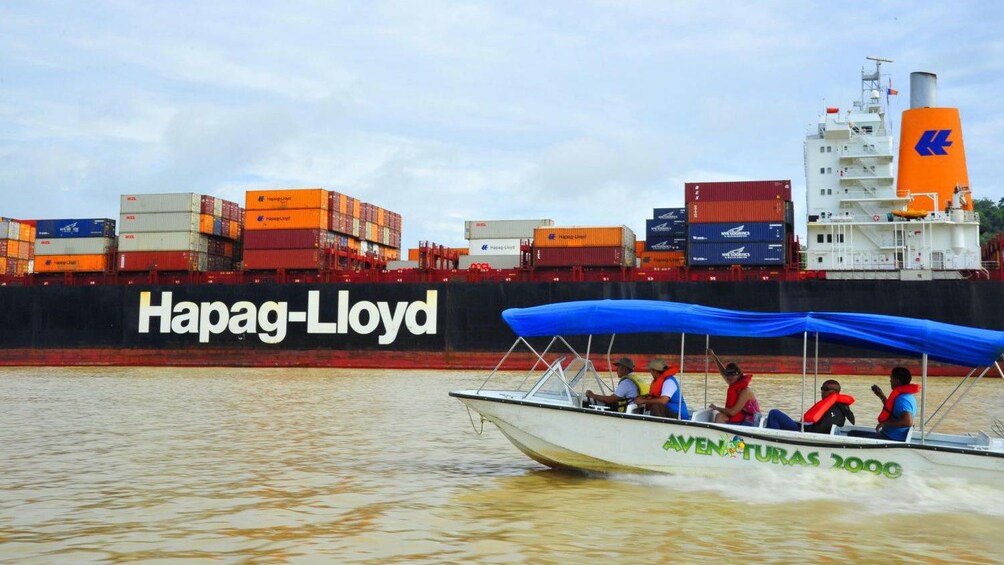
896,107,970,211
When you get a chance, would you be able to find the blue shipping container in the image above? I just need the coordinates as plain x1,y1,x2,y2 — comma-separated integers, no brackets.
645,218,687,236
688,222,785,243
652,208,687,221
35,218,116,238
687,242,786,266
646,237,687,252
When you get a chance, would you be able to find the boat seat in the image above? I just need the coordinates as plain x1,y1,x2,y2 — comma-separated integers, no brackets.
752,412,767,428
690,408,715,422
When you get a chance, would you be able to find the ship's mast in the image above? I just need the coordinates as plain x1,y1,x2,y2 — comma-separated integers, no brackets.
860,56,893,117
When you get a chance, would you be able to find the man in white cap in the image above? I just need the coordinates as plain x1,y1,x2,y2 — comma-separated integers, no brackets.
585,357,641,411
634,358,690,420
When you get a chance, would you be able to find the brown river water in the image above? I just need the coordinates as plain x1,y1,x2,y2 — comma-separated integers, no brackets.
1,367,1002,563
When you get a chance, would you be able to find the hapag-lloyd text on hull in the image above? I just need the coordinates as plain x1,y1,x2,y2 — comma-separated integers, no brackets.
138,290,438,344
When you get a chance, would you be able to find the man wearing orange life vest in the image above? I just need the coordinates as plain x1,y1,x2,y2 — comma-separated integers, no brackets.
633,358,690,420
764,379,855,433
848,366,919,441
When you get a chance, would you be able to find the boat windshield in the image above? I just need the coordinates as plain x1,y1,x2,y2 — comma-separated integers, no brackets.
526,356,605,405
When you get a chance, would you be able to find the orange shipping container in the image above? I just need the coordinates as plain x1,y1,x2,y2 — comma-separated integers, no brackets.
688,200,786,224
246,188,329,211
199,214,215,235
352,199,361,219
245,209,329,231
639,251,686,267
377,208,385,226
635,240,645,256
533,226,635,248
34,254,108,272
18,223,30,241
18,240,29,259
408,248,419,261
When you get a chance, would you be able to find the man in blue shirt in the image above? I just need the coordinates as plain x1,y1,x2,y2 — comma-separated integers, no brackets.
585,357,640,411
849,366,919,441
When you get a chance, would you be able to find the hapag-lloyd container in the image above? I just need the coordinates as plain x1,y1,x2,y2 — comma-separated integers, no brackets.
121,193,202,214
118,251,208,272
687,242,786,266
533,246,634,267
652,208,687,221
459,254,522,269
242,249,327,270
34,237,115,256
246,188,329,211
119,212,200,233
245,209,329,231
688,200,786,224
638,250,686,268
118,232,209,253
688,222,786,243
35,219,116,238
533,226,635,249
243,229,333,250
34,254,110,272
465,219,554,240
684,180,792,203
468,238,522,256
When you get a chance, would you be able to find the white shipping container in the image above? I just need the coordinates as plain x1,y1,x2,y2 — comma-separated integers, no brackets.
459,254,522,269
468,238,523,256
34,237,114,256
118,231,209,253
464,219,554,240
386,260,419,270
120,193,201,214
119,212,199,233
0,220,18,240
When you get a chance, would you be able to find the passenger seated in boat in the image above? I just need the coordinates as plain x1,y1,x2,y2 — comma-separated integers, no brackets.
632,358,690,419
848,366,920,441
585,357,642,412
764,379,855,433
707,349,761,425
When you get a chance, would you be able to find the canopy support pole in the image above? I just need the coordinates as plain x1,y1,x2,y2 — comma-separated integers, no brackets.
814,333,819,401
704,335,710,408
679,334,686,418
920,353,928,444
605,334,617,388
800,332,808,432
927,366,989,434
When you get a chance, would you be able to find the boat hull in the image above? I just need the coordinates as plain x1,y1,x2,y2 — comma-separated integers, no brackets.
452,392,1004,483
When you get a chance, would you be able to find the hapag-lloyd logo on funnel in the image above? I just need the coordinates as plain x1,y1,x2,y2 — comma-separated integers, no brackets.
138,290,438,344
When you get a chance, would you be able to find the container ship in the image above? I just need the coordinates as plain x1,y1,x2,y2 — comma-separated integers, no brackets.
1,58,1000,374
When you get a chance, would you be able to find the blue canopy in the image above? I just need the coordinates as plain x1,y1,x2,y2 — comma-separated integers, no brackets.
501,300,1004,368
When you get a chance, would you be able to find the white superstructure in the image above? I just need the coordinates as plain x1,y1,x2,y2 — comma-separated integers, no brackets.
803,58,982,279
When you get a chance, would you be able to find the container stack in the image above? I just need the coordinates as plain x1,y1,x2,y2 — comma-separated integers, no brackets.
640,208,688,267
685,180,793,267
0,217,34,275
117,193,243,272
33,219,115,273
243,188,402,270
532,226,635,267
463,219,552,269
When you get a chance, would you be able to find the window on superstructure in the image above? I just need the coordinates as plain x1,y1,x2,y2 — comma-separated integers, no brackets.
820,168,825,174
817,234,824,243
827,189,832,195
838,235,844,243
826,167,832,174
820,147,825,153
827,235,832,243
820,189,825,195
826,146,832,153
817,257,823,263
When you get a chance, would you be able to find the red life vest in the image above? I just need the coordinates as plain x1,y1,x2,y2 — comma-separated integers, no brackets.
878,384,921,423
802,393,855,424
725,374,755,424
649,366,679,397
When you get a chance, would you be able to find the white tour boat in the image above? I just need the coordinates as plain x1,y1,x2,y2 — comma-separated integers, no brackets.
451,300,1004,483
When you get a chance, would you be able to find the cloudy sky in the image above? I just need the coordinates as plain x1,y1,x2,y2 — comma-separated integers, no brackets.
2,1,1002,247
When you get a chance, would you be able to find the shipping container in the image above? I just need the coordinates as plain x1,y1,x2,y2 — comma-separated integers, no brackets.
17,240,29,259
118,251,207,272
634,240,645,256
688,222,786,243
119,212,200,233
652,208,687,221
533,246,633,267
0,220,19,240
0,241,7,257
465,219,554,240
386,260,419,270
34,218,116,239
688,200,786,224
533,226,635,249
34,237,115,256
639,251,687,268
468,238,523,256
34,254,110,272
687,242,787,266
645,219,688,239
685,180,792,203
121,193,202,214
245,209,329,231
118,232,208,253
645,238,687,252
459,254,522,269
246,188,329,211
242,249,327,270
243,229,332,250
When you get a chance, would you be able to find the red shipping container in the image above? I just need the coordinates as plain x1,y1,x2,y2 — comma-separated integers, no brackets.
243,248,327,270
200,195,216,215
688,200,786,224
533,246,631,267
118,251,206,272
685,180,792,203
244,229,331,250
